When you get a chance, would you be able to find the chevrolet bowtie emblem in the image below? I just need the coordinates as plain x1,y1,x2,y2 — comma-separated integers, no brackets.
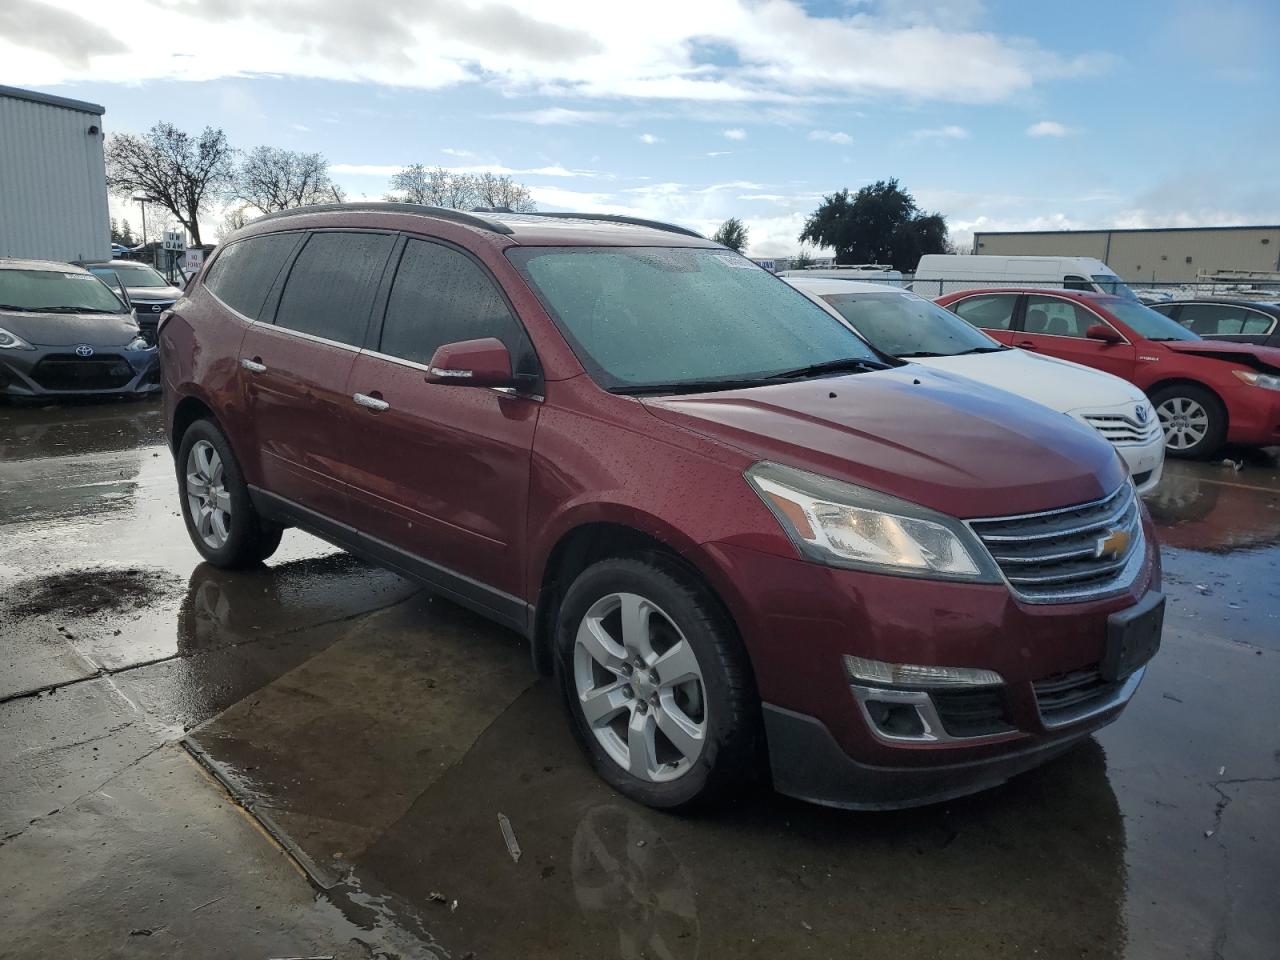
1096,527,1131,559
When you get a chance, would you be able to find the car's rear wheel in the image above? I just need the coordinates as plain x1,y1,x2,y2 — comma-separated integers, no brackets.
555,554,758,809
1151,384,1227,459
177,419,282,568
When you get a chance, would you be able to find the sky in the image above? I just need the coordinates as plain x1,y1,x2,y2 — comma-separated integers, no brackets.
2,0,1278,257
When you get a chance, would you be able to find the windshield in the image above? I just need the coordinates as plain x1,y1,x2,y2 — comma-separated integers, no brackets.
1105,299,1200,341
0,268,128,314
507,246,881,392
819,290,1002,357
109,262,170,288
1091,274,1138,301
88,267,124,292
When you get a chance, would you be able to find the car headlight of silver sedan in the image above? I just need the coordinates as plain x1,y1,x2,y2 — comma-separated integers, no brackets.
745,461,1001,581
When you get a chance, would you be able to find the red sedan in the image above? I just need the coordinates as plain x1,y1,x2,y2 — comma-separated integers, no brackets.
937,288,1280,459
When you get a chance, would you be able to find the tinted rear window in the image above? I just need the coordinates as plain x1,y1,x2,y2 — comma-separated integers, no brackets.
205,233,302,320
274,232,395,346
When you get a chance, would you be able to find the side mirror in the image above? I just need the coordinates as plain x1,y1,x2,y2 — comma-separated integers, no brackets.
425,337,514,387
1085,323,1122,344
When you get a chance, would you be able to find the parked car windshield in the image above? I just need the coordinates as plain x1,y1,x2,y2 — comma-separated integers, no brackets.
108,262,171,288
1104,299,1200,341
508,246,882,392
0,268,128,314
818,290,1004,358
1091,275,1138,300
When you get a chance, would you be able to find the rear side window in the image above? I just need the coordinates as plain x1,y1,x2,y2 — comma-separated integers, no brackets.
1179,303,1277,337
950,294,1017,330
379,239,530,367
204,233,300,320
274,232,395,346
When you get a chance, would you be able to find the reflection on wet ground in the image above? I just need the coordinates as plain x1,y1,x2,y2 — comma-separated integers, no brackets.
2,399,1278,959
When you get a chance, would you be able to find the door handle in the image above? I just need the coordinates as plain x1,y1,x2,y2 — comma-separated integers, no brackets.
353,392,390,412
240,357,267,373
1015,340,1038,349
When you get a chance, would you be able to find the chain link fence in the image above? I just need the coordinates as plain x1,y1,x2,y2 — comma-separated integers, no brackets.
793,274,1280,303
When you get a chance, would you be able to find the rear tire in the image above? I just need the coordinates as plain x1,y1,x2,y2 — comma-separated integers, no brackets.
554,553,758,809
1151,384,1227,459
177,418,282,568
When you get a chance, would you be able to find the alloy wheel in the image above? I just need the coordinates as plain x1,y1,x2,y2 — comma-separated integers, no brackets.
185,440,232,549
573,592,707,782
1156,396,1209,451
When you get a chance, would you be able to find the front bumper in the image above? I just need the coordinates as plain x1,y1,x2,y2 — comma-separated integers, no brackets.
1224,385,1280,447
0,344,161,397
703,531,1161,809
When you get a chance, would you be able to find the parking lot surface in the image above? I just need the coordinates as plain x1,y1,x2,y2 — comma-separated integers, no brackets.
2,397,1277,959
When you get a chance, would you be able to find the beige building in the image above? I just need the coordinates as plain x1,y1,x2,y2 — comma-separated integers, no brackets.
972,225,1280,283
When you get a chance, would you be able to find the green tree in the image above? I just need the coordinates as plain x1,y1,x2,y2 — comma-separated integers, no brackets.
789,247,816,269
712,217,749,252
119,219,136,246
799,179,947,270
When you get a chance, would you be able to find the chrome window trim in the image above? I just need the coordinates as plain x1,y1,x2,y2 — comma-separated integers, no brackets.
358,348,545,401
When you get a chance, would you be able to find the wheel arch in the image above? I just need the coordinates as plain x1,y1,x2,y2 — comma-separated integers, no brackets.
1146,377,1229,426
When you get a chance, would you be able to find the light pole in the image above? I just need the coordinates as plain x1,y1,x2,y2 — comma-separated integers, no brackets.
131,192,155,249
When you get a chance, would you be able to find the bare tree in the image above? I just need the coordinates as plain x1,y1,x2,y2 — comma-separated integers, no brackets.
473,172,537,212
218,203,254,241
233,146,345,214
105,123,234,247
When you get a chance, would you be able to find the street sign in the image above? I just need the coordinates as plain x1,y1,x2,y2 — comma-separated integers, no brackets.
182,249,205,274
163,230,185,251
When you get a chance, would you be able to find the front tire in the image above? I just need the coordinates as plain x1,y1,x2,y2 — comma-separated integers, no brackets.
1152,384,1227,459
177,419,282,568
554,554,758,809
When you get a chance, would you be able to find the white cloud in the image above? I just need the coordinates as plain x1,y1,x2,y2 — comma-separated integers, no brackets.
808,129,853,145
1026,120,1071,137
4,0,1107,106
705,150,733,157
329,162,608,178
493,107,614,125
723,128,747,140
638,132,662,144
912,124,969,140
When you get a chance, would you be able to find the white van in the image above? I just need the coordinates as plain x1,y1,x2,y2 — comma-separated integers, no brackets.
913,255,1135,299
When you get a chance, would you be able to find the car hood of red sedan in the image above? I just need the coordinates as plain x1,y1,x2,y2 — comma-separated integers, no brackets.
642,366,1127,519
1157,339,1280,372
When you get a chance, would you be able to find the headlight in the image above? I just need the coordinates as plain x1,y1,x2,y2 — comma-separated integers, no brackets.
126,335,151,351
745,461,999,581
1232,369,1280,392
0,327,35,350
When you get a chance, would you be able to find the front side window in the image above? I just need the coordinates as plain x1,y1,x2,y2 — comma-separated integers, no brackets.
507,246,880,392
380,239,532,369
205,232,302,321
949,294,1017,331
1063,274,1092,291
274,232,395,346
821,291,1003,358
1024,295,1102,339
0,268,127,314
1103,299,1200,341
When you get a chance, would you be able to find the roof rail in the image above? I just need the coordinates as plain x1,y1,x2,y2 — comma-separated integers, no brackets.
517,212,706,240
248,202,514,235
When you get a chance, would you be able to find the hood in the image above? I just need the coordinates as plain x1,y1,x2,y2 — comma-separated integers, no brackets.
125,284,183,302
1159,339,1280,372
0,309,141,348
643,366,1127,519
911,348,1144,415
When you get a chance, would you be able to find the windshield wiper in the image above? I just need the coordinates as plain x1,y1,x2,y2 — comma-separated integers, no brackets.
20,305,118,314
773,357,890,379
613,378,784,396
951,345,1008,355
896,350,947,358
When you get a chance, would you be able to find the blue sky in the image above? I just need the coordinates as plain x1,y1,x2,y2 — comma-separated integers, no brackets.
3,0,1277,256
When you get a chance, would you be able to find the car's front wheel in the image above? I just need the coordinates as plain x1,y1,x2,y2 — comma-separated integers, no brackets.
555,554,758,809
177,419,283,568
1151,384,1227,459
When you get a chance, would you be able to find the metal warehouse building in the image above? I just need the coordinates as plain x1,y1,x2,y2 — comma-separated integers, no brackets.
0,84,110,263
972,225,1280,283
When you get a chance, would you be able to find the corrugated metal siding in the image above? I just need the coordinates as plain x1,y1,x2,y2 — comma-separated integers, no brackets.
0,93,110,263
974,227,1280,281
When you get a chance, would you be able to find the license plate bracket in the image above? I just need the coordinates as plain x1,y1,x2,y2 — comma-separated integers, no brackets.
1101,591,1164,682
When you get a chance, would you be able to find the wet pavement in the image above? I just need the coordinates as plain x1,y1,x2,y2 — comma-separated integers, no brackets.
1,397,1278,959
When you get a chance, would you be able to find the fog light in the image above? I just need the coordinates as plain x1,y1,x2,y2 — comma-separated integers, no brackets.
844,655,1003,688
865,700,926,738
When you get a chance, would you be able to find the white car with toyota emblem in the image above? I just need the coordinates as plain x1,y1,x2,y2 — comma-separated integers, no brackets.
786,278,1165,494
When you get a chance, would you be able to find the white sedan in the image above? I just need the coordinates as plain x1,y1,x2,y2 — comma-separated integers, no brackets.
786,277,1165,495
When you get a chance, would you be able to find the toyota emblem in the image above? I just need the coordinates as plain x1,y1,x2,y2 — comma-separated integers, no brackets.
1134,404,1148,424
74,344,95,358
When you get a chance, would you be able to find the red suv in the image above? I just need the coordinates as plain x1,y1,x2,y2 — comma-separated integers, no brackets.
161,204,1163,810
937,288,1280,459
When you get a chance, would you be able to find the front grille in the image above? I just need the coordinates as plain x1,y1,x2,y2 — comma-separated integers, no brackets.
931,687,1014,738
1034,668,1122,725
134,300,173,315
969,483,1143,603
1082,412,1162,446
30,354,134,391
